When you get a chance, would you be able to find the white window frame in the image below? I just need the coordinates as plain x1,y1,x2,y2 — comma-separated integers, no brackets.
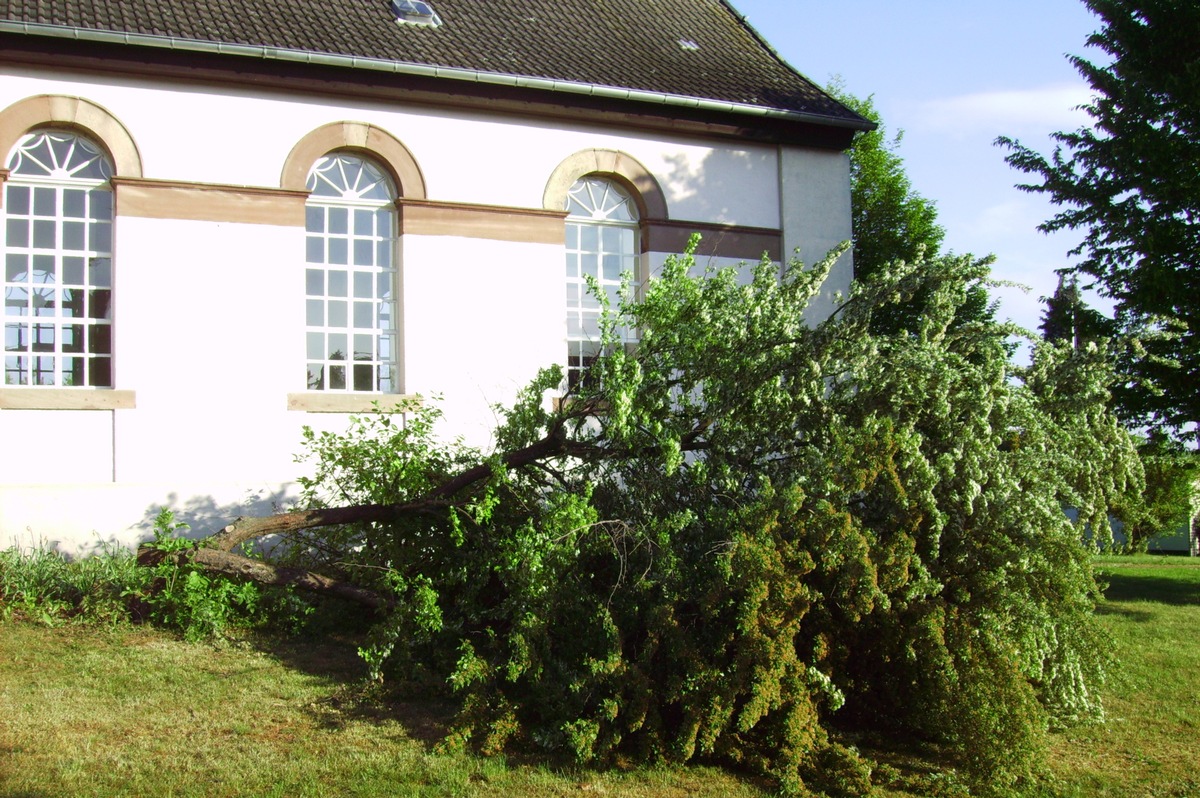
565,177,640,390
3,130,115,390
303,153,400,396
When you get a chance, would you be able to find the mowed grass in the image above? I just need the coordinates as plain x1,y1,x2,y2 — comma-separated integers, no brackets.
1042,555,1200,798
2,554,1198,797
0,622,765,797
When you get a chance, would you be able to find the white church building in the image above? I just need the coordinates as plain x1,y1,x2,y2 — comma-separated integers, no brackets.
0,0,869,552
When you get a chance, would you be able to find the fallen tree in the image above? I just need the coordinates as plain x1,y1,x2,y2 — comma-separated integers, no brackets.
141,241,1142,796
137,389,711,609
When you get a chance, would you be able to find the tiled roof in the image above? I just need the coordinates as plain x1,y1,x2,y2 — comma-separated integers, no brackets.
0,0,865,127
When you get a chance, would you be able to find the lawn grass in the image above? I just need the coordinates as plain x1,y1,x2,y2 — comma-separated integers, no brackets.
2,554,1197,796
1039,555,1200,798
0,621,766,797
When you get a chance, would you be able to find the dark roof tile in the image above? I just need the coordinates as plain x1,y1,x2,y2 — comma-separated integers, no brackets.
0,0,863,125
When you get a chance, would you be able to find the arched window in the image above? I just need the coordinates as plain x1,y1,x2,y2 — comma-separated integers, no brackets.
564,176,639,388
3,130,114,387
304,153,399,393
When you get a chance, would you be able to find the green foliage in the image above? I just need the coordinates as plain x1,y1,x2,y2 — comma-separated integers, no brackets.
291,241,1140,795
999,0,1200,440
294,398,457,510
1037,279,1198,553
0,540,145,625
1040,273,1114,347
140,508,276,642
1119,435,1200,549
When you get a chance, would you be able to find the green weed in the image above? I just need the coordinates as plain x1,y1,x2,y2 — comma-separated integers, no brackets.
138,508,314,641
0,538,145,625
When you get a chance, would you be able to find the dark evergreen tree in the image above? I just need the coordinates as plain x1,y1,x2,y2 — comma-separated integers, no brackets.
1040,272,1113,347
826,83,944,282
1000,0,1200,440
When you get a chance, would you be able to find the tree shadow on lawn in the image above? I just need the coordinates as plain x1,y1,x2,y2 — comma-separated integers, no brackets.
244,599,457,749
239,601,758,783
240,613,680,782
1094,602,1155,622
1098,572,1200,607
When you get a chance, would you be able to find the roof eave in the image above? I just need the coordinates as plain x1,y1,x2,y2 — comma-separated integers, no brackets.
718,0,874,132
0,20,875,134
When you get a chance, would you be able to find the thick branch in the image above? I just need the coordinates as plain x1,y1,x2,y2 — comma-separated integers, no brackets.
132,406,722,611
428,421,593,500
174,409,712,560
138,545,390,610
208,504,417,552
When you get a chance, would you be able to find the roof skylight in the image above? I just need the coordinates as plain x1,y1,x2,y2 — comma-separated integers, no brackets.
391,0,442,27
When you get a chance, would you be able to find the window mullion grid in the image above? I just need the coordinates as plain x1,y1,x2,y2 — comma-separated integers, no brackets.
306,197,395,393
565,215,638,388
4,177,111,388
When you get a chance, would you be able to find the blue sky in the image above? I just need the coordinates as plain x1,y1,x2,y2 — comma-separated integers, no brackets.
731,0,1105,334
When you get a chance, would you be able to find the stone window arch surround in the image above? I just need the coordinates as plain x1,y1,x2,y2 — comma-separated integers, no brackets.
283,123,426,413
0,96,139,410
545,149,782,265
0,95,143,182
542,148,668,233
280,122,427,200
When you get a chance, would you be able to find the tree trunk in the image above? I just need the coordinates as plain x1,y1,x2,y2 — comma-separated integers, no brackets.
137,544,390,610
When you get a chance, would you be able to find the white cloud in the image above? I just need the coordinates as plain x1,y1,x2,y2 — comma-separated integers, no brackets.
914,83,1094,137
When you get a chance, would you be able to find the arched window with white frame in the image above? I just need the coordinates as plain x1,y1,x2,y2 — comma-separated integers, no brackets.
564,176,640,389
3,130,114,387
304,153,399,393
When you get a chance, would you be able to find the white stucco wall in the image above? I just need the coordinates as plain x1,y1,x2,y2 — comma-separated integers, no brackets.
780,147,854,322
0,69,783,229
0,66,853,553
112,217,301,483
401,234,564,444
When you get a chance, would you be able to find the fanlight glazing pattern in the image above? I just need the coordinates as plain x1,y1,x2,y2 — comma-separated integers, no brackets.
307,154,394,201
3,131,114,387
391,0,442,26
305,153,399,393
7,131,113,181
564,177,639,389
566,177,638,222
